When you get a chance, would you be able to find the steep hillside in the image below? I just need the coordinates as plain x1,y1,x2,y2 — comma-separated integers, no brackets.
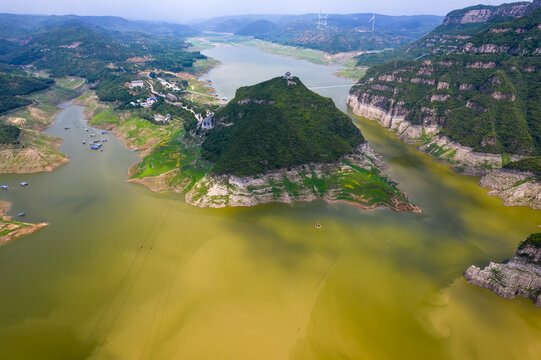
349,7,541,158
203,76,364,175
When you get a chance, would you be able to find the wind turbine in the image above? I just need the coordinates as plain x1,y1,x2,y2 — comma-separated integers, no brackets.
369,13,376,33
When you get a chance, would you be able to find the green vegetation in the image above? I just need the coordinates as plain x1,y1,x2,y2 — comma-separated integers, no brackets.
0,123,21,143
0,73,54,114
350,8,541,156
355,2,540,66
519,233,541,249
335,59,367,80
203,76,364,175
504,156,541,178
131,129,212,192
88,110,120,126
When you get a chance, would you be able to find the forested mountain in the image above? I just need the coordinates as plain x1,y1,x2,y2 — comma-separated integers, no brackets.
349,3,541,159
203,76,364,175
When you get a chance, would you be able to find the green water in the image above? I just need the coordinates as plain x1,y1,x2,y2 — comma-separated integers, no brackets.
0,46,540,360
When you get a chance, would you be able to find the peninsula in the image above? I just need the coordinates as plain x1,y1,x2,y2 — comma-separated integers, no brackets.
141,75,420,212
0,201,48,246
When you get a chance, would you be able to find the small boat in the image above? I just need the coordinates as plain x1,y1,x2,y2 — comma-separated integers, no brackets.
315,222,322,230
132,148,139,152
18,212,25,217
89,134,96,137
1,185,9,190
85,128,89,131
64,126,70,130
20,182,28,187
101,131,109,134
90,143,103,150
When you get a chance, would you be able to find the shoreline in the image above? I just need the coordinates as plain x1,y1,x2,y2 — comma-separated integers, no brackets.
346,94,540,210
0,201,48,246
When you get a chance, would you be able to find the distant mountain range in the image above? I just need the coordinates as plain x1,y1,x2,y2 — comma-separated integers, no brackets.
0,13,198,39
193,13,444,53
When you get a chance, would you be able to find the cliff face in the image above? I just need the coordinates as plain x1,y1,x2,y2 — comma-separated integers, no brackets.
465,234,541,307
479,170,541,209
349,6,540,177
186,144,421,213
442,3,533,25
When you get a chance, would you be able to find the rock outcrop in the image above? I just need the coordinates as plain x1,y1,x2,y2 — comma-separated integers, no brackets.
465,233,541,307
442,2,536,26
185,144,422,213
346,94,524,175
479,170,541,209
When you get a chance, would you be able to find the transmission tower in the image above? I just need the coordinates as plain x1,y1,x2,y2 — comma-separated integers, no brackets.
317,11,328,30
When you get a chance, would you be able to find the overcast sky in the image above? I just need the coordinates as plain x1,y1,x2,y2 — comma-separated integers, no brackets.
0,0,520,22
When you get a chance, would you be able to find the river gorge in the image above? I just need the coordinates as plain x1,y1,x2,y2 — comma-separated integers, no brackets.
0,44,540,360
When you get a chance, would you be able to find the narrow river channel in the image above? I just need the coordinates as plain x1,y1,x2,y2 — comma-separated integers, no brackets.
0,45,540,360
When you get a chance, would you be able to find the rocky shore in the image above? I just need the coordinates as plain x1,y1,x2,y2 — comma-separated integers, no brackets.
185,144,422,213
479,169,541,209
347,95,523,173
347,95,539,209
464,233,541,307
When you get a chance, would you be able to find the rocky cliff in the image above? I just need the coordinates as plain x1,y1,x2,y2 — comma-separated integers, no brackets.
465,233,541,307
186,144,421,213
349,5,540,196
479,169,541,209
442,2,536,26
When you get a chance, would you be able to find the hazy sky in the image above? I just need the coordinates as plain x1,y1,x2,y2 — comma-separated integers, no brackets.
0,0,519,22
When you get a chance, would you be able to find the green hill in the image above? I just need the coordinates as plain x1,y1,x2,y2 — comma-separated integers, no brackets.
349,7,541,156
236,20,278,37
202,76,365,175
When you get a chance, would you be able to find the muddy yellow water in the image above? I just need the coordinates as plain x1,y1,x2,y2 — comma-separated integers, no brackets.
1,46,540,360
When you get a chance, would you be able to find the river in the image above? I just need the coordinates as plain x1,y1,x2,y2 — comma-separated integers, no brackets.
0,45,540,360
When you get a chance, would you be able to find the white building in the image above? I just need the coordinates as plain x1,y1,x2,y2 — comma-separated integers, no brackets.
201,115,214,130
129,80,145,89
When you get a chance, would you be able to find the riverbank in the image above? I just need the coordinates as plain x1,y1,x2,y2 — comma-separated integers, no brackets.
0,77,85,174
347,94,541,210
188,34,368,80
0,130,69,173
0,201,48,246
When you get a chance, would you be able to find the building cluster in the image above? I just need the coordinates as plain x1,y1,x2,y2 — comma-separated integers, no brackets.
130,97,159,108
157,77,181,91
